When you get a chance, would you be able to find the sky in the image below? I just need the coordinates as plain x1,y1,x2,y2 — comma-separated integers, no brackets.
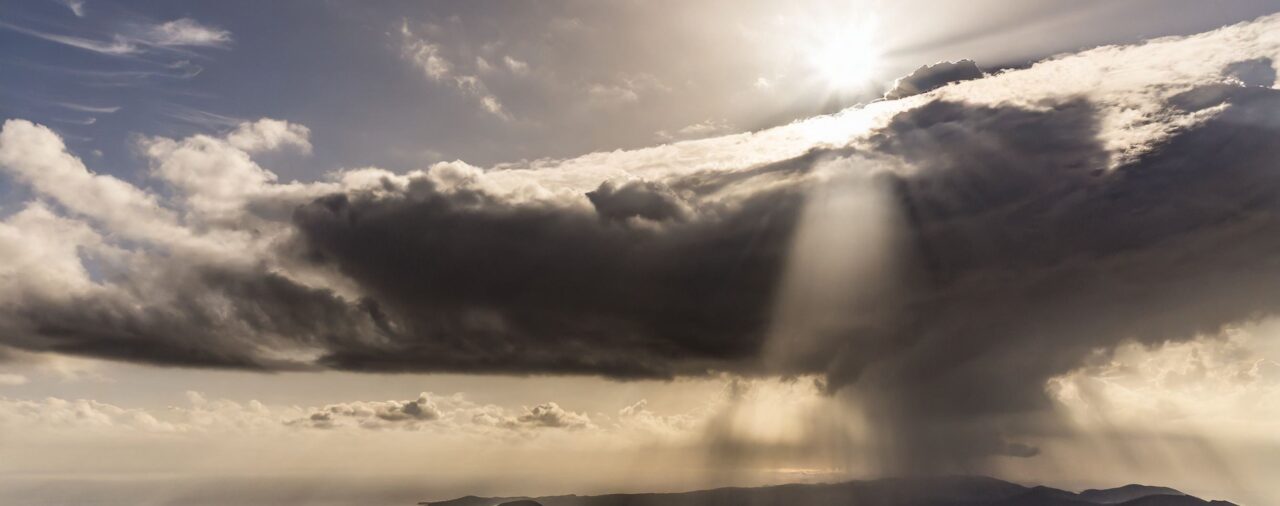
3,1,1280,505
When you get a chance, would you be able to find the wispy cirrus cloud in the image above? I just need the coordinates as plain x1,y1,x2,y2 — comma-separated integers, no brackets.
655,118,734,141
51,116,96,125
141,18,231,49
586,73,669,106
57,0,86,18
0,17,230,57
55,102,121,114
0,20,137,55
398,20,507,119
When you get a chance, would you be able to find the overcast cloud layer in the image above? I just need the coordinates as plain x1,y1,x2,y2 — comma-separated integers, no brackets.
4,14,1280,472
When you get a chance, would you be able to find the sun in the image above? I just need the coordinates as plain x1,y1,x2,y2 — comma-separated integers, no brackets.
804,20,883,91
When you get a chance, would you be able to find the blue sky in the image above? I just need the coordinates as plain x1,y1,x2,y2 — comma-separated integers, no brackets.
6,0,1280,188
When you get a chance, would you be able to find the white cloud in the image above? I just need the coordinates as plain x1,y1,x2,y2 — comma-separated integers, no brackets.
0,21,137,55
586,74,669,106
515,402,593,429
504,55,529,75
655,119,734,141
0,119,191,247
588,83,639,104
0,17,230,56
399,21,507,118
52,116,96,126
0,396,177,432
0,383,751,451
56,102,121,114
226,118,312,154
59,0,86,18
0,203,104,303
400,27,452,80
143,18,232,48
1050,322,1280,440
0,374,27,386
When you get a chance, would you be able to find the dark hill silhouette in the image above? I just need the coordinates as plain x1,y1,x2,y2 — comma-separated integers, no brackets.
1116,496,1236,506
1080,485,1185,504
421,476,1235,506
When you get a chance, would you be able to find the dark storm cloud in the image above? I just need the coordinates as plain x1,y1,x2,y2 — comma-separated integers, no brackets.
8,67,1280,422
279,73,1280,469
585,180,691,224
824,86,1280,470
0,263,380,371
292,170,804,378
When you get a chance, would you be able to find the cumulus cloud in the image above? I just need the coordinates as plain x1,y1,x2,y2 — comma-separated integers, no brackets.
515,402,593,429
585,179,692,224
0,120,189,245
5,12,1280,474
0,388,613,438
226,118,312,154
883,59,984,100
286,392,443,430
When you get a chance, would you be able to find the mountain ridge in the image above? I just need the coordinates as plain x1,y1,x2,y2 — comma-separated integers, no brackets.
421,476,1236,506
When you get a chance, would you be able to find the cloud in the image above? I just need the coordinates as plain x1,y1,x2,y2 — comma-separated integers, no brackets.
655,119,734,141
0,202,104,304
587,83,639,103
0,17,230,56
0,396,178,432
0,385,720,454
0,373,27,386
883,59,984,100
52,116,96,125
515,402,593,429
59,0,86,18
278,392,596,433
143,18,232,48
0,119,189,245
504,55,529,75
226,118,312,154
5,12,1280,474
584,179,691,224
587,74,669,106
1051,320,1280,435
287,392,443,430
55,102,121,114
0,21,137,55
399,21,507,118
